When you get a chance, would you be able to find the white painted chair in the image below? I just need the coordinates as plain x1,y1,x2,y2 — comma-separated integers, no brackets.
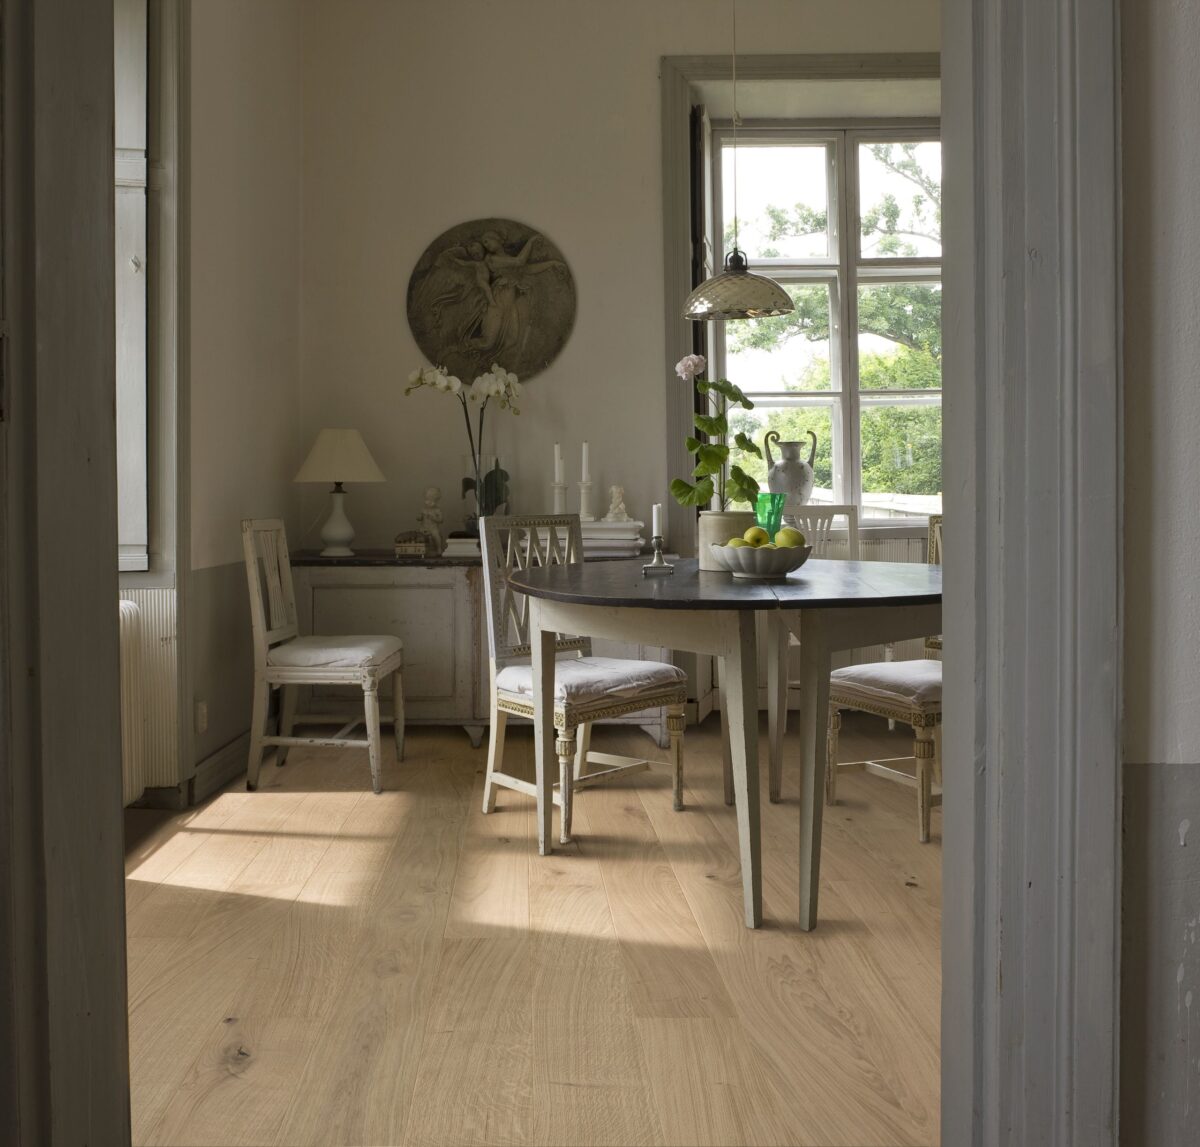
722,504,860,805
479,514,688,845
241,519,404,794
826,514,944,841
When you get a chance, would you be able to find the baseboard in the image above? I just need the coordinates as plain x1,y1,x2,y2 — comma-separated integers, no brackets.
192,730,252,803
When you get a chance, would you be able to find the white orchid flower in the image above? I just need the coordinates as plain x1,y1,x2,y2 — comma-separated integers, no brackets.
447,374,462,393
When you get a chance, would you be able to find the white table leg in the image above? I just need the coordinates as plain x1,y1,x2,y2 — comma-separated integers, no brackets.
721,611,762,928
529,597,556,856
793,615,831,931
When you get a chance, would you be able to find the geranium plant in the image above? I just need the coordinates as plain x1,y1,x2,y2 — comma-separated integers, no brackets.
406,362,521,523
670,354,762,509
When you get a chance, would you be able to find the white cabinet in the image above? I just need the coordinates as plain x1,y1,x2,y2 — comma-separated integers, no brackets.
292,556,674,747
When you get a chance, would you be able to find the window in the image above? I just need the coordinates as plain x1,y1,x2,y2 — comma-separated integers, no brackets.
713,127,942,520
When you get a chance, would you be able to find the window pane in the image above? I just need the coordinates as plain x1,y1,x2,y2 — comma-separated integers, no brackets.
858,141,942,258
722,144,830,260
726,283,835,393
857,282,941,390
859,398,942,516
728,401,837,502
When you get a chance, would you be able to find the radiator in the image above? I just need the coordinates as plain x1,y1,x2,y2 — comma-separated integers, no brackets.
118,599,148,805
119,587,179,796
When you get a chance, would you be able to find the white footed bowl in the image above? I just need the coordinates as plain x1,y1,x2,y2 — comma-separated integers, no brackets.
709,543,813,580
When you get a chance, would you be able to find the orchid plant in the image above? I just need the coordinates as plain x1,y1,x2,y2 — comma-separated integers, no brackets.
406,362,522,524
670,354,761,510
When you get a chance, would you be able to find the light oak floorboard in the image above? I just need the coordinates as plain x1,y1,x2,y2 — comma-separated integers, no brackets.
128,717,941,1147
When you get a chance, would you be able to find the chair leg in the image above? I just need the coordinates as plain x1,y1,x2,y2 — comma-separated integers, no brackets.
482,699,508,814
720,689,735,806
933,723,943,787
574,721,593,781
557,726,578,845
276,684,298,766
914,724,935,842
391,668,405,762
826,705,842,806
885,642,897,730
667,704,686,811
767,616,787,803
364,680,383,795
246,677,270,791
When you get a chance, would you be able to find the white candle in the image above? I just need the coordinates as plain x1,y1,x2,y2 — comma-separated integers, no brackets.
554,442,564,484
652,503,662,538
581,440,590,482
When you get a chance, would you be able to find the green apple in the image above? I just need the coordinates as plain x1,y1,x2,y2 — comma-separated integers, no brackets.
726,538,749,548
775,526,806,548
743,526,770,547
761,542,778,549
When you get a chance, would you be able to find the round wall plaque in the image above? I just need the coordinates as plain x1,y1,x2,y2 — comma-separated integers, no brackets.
406,217,576,383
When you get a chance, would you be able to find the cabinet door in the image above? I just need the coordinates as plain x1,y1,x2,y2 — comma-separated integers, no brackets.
297,567,478,721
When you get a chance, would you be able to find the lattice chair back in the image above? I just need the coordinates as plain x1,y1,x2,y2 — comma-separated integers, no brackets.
241,519,300,666
788,503,860,559
479,515,591,666
926,513,944,657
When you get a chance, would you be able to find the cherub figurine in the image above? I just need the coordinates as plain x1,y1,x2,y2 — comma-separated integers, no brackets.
603,485,630,522
416,486,444,554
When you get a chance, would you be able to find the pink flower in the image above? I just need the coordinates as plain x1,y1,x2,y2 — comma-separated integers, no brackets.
675,354,707,382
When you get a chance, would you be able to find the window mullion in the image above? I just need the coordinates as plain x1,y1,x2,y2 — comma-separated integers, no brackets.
837,132,861,509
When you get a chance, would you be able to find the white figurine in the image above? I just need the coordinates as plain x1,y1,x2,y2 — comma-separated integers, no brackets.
603,485,630,522
417,486,445,554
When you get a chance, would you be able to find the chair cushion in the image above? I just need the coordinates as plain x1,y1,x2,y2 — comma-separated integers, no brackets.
267,635,402,669
830,659,942,712
496,656,686,706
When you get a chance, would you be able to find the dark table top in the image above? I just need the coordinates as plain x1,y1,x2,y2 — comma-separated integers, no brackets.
508,557,942,611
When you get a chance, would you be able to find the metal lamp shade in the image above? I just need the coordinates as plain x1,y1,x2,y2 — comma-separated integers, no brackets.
682,250,795,322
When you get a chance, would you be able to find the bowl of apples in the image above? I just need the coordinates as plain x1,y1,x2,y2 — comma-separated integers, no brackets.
710,526,813,580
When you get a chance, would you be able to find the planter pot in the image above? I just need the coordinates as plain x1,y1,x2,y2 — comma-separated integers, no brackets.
698,509,755,571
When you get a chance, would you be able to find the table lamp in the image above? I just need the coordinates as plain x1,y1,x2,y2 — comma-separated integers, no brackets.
294,428,384,556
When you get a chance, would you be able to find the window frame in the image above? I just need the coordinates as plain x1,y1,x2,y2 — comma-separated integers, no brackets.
710,119,941,524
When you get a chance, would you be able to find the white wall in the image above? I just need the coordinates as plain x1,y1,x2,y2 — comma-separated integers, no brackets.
190,0,302,571
296,0,941,548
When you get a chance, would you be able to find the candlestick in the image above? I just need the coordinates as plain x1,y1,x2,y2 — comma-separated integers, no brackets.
552,481,568,514
581,440,590,483
553,442,564,484
651,502,663,539
578,479,594,522
642,533,675,576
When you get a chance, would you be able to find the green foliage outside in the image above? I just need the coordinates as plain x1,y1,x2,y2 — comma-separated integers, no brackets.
723,144,944,501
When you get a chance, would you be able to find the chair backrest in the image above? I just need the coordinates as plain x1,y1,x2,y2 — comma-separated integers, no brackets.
479,515,591,666
241,519,299,667
926,513,944,655
788,503,860,559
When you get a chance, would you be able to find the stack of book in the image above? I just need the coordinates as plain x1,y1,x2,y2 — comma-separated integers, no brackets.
580,518,646,559
442,535,481,558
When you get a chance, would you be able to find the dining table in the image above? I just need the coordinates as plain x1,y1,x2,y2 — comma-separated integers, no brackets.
508,555,943,931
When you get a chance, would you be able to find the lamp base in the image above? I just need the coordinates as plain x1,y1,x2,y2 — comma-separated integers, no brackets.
319,485,356,556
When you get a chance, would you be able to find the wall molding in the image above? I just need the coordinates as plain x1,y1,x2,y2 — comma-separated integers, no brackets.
941,0,1122,1143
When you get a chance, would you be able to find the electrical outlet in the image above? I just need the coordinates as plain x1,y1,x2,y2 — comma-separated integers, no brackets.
194,700,208,735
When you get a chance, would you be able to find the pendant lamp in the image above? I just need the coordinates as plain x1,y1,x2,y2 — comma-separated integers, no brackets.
682,1,794,322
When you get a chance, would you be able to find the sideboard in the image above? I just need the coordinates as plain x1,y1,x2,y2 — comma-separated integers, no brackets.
291,551,675,747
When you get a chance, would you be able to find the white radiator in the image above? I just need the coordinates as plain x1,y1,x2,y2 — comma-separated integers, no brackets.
118,599,148,805
119,587,179,790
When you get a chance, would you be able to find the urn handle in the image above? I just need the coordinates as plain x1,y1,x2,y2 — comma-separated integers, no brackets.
764,430,780,469
805,429,817,468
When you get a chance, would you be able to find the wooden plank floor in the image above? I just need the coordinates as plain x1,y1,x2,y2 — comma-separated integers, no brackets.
125,712,941,1147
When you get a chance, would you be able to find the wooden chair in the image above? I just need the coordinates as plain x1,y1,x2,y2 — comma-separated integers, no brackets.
241,519,404,794
479,514,688,845
826,514,944,841
723,504,860,805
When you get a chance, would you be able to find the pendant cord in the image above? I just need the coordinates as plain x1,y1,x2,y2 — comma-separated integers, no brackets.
731,0,739,257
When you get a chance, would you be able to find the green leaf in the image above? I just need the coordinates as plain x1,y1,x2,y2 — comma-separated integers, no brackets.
684,436,703,454
461,476,477,499
697,377,755,410
726,465,761,507
733,432,762,459
693,412,728,437
692,443,729,477
670,476,715,507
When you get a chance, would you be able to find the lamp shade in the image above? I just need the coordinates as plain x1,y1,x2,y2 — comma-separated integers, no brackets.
682,250,796,322
294,429,384,484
